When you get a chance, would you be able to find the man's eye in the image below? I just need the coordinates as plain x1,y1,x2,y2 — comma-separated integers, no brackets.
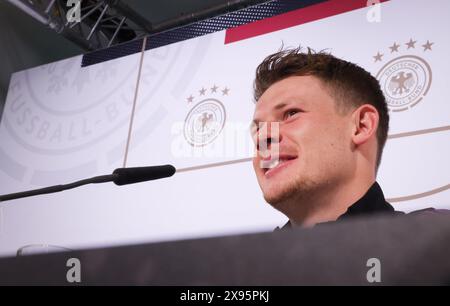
284,109,300,120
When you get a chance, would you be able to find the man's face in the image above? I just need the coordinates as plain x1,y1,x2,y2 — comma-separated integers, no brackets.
252,75,355,206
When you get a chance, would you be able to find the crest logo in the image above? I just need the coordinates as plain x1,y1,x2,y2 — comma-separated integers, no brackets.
1,43,181,184
183,85,229,147
373,39,434,112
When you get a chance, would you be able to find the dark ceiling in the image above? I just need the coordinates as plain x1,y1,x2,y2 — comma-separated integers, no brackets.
125,0,243,24
0,0,268,116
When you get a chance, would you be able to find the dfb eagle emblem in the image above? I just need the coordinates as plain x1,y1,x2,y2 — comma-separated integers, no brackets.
388,71,415,95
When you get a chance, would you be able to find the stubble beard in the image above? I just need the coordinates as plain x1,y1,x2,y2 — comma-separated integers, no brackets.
263,174,321,213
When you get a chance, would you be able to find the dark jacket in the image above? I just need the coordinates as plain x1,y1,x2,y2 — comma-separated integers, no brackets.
276,181,406,230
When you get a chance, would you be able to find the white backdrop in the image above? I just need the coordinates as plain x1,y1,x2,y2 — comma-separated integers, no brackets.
0,0,449,257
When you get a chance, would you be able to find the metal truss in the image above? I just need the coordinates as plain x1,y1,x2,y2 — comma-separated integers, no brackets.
5,0,270,52
5,0,152,51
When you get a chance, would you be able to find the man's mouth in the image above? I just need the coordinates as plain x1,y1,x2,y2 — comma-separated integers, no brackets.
262,155,297,178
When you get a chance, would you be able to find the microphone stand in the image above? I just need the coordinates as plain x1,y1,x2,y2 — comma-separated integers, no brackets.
0,174,118,202
0,164,176,203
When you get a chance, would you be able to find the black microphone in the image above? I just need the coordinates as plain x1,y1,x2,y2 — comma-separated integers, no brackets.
113,165,176,186
0,165,176,202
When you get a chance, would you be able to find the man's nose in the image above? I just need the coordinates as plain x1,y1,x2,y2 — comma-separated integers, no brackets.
256,122,281,152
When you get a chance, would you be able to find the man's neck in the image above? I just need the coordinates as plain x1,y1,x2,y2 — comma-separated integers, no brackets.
281,177,376,228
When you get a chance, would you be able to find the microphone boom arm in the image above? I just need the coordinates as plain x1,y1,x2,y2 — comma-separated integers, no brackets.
0,174,118,202
0,164,176,203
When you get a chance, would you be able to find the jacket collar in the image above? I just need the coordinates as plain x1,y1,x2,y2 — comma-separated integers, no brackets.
337,181,396,220
278,181,400,230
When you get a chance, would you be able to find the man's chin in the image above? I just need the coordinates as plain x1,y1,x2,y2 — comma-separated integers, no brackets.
262,186,297,206
261,179,315,207
262,193,296,215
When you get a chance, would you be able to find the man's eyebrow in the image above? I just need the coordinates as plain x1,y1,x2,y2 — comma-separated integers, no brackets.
250,102,289,126
251,102,292,128
274,102,288,110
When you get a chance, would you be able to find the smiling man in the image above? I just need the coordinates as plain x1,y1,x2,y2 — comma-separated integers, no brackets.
251,47,404,228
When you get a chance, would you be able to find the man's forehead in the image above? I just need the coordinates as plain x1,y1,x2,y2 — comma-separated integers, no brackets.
255,76,316,107
261,75,316,95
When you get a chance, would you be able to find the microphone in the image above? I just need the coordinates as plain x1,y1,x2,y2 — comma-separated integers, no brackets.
0,165,176,202
113,165,176,186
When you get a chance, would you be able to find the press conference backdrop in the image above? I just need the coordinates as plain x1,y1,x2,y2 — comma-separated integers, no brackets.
0,0,449,257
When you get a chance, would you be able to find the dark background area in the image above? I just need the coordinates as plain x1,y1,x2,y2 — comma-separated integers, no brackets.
0,0,244,118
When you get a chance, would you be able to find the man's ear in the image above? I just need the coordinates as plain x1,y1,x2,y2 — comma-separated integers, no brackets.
351,104,379,146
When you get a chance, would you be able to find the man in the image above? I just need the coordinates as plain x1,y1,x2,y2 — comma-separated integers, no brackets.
251,47,404,229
